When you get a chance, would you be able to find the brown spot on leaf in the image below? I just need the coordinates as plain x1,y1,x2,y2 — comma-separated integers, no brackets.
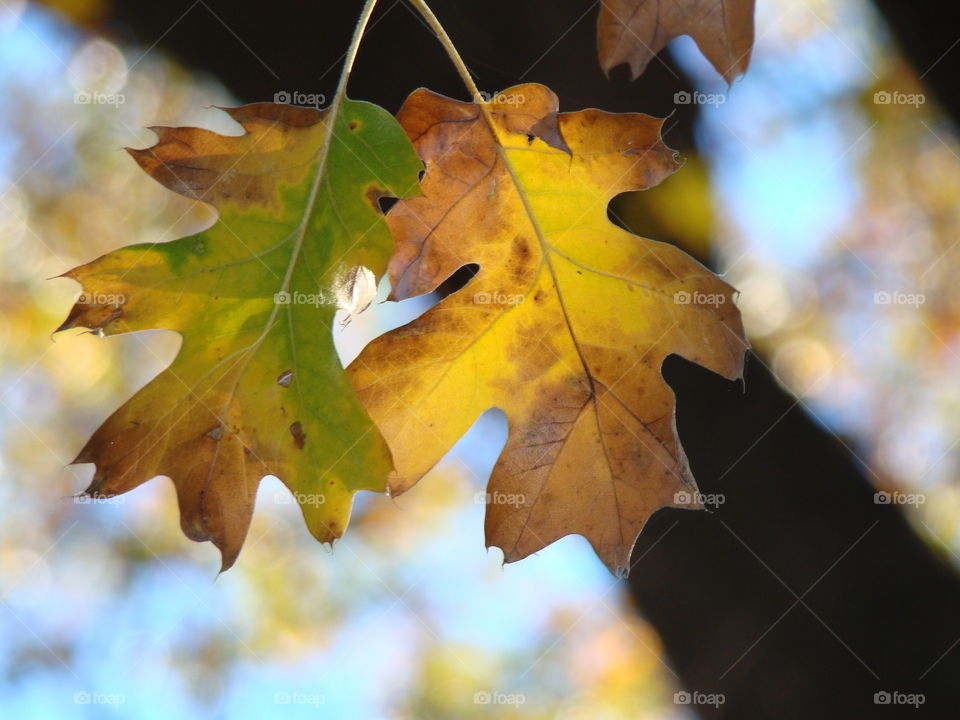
365,184,388,214
289,421,306,449
513,235,531,258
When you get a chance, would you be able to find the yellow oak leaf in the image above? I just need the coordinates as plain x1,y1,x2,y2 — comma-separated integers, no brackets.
349,83,748,575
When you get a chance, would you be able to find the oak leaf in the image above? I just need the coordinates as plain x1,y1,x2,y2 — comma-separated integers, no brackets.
597,0,755,83
57,99,422,569
349,84,748,575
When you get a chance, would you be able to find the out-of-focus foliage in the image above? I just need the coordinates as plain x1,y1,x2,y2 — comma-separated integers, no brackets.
683,0,960,552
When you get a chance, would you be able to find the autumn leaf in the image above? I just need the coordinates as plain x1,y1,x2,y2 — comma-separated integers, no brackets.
597,0,755,83
348,83,748,575
57,99,422,569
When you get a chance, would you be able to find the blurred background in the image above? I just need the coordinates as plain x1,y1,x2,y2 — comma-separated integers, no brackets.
1,0,959,717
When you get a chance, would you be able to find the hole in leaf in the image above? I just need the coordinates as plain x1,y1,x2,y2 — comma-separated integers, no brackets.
377,196,398,214
432,263,480,302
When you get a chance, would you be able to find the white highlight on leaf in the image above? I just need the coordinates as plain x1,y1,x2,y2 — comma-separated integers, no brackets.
334,265,377,326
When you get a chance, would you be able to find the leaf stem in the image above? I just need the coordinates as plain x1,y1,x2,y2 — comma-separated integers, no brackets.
277,0,379,299
405,0,480,101
406,1,597,408
334,0,380,105
405,0,499,132
238,0,380,379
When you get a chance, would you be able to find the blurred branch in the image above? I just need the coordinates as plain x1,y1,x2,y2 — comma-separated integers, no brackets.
872,0,960,127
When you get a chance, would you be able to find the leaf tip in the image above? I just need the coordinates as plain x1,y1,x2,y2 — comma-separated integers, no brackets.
216,545,240,575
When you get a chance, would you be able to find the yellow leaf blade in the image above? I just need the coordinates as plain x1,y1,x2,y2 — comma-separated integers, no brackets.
350,83,747,575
